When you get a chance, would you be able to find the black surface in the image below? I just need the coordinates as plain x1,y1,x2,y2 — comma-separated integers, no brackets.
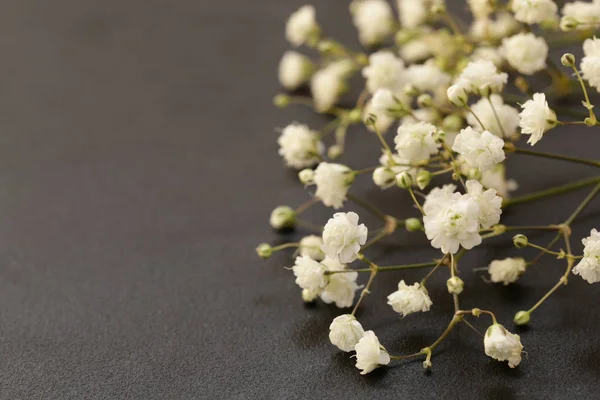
1,1,600,399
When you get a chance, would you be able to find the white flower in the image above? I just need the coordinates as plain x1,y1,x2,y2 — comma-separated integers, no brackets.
573,229,600,283
399,37,432,63
354,331,390,375
519,93,557,145
300,235,325,260
371,88,400,115
581,36,600,92
351,0,394,47
397,0,429,28
500,33,548,75
406,62,452,94
456,60,508,96
278,123,324,169
481,163,518,199
471,46,504,68
470,13,520,42
466,94,520,139
292,255,327,292
562,1,600,30
423,184,458,215
424,193,482,254
372,167,397,189
278,51,313,90
270,206,295,229
484,324,523,368
363,101,395,134
447,85,469,107
512,0,558,24
394,121,440,163
286,5,318,47
387,280,433,316
329,314,365,352
452,127,506,172
320,257,361,308
313,162,354,209
465,180,503,229
488,257,527,285
322,212,368,263
311,60,353,113
468,0,494,19
362,51,406,94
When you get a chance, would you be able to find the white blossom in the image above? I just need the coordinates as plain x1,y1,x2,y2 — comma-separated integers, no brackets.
468,0,495,19
363,100,395,134
423,184,458,215
354,331,390,374
292,255,327,292
562,1,600,30
397,0,429,28
387,280,433,316
466,94,520,139
278,51,313,90
406,62,452,94
573,229,600,283
313,162,354,209
371,88,400,115
470,13,520,42
512,0,558,24
465,180,503,229
362,51,406,94
373,167,397,189
500,33,548,75
300,235,325,260
488,257,527,285
447,85,469,107
471,47,504,68
286,5,318,47
399,37,432,63
581,36,600,92
452,127,506,172
320,257,361,308
311,60,353,113
456,60,508,96
394,121,440,163
278,123,324,169
351,0,394,47
329,314,365,352
322,212,368,263
481,163,518,199
519,93,557,145
484,324,523,368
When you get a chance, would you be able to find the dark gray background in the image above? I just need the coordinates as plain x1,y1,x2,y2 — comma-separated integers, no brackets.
0,0,599,399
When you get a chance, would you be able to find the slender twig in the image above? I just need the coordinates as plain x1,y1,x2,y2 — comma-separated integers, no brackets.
505,176,600,207
511,148,600,168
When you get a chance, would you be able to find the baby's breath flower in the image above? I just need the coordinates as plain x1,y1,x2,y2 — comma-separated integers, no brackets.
362,51,407,94
278,51,313,90
300,235,325,261
311,60,353,113
278,124,324,169
292,255,328,293
581,36,600,92
387,280,433,316
512,0,558,25
465,180,503,229
484,324,523,368
320,257,361,308
354,331,390,374
518,93,557,145
500,33,549,75
322,212,368,263
562,1,600,31
394,121,440,163
351,0,395,47
456,60,508,96
285,5,319,47
573,229,600,283
452,127,506,172
466,94,520,139
488,257,527,285
468,0,495,19
313,162,354,209
329,314,365,352
270,206,296,230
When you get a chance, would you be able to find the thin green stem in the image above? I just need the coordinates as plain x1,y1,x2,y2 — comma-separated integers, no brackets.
295,197,319,215
511,147,600,168
407,186,426,216
505,176,600,207
564,181,600,226
328,261,438,274
571,65,597,122
372,122,394,160
350,256,378,316
465,105,487,131
347,194,389,221
420,256,447,286
271,243,300,252
486,95,508,137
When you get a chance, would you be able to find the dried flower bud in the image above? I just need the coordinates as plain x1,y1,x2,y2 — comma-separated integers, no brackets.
396,171,413,189
422,359,433,369
513,234,528,248
514,311,531,326
256,243,273,259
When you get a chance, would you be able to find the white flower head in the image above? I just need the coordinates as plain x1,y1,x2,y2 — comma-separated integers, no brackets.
311,60,353,113
488,257,527,285
329,314,365,352
456,60,508,96
371,88,401,115
278,51,313,90
313,162,354,209
423,184,458,215
354,331,390,374
484,324,523,368
452,127,506,172
362,51,406,94
563,1,600,30
512,0,558,24
573,229,600,283
320,257,361,308
387,280,433,316
372,167,397,189
500,33,549,75
394,121,440,163
286,5,319,47
406,62,452,94
471,46,504,68
481,163,518,199
351,0,394,47
292,255,327,292
278,123,324,169
322,212,368,263
470,12,520,42
467,94,520,139
581,37,600,92
468,0,495,19
299,235,325,261
447,85,469,107
363,100,395,134
397,0,430,28
519,93,557,145
466,180,503,229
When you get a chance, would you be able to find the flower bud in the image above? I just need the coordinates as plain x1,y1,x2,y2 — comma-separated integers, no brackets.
513,234,528,248
273,94,290,108
446,276,464,295
405,217,423,232
416,170,432,190
372,167,396,189
447,85,468,107
395,30,413,46
396,171,413,189
417,93,433,108
347,108,363,124
328,144,343,160
430,3,446,15
365,113,377,127
403,83,419,97
298,168,315,184
422,359,433,369
560,16,579,32
302,288,319,303
513,311,531,326
256,243,273,259
270,206,296,230
433,129,446,144
561,53,576,67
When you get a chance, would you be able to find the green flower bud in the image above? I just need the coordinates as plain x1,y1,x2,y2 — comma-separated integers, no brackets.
513,234,528,248
561,53,576,67
298,168,315,185
270,206,296,230
396,171,413,189
328,145,343,160
256,243,273,259
514,311,531,326
273,94,290,108
405,217,423,232
446,276,464,295
416,170,432,190
417,93,433,108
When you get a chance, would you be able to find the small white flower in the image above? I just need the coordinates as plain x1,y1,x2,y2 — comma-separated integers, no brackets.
351,0,394,47
471,46,504,68
563,1,600,30
313,162,354,209
311,60,353,113
447,85,469,107
270,206,295,229
470,13,520,42
481,163,518,199
573,229,600,283
354,331,390,375
371,88,403,117
278,51,313,90
512,0,558,24
362,51,406,94
329,314,365,352
372,167,397,189
300,235,325,261
423,184,458,215
394,121,440,163
406,62,452,94
387,280,433,316
466,94,520,139
456,60,508,96
292,255,327,292
278,123,324,169
500,33,548,75
320,257,361,308
397,0,430,28
581,36,600,92
363,100,395,134
285,5,318,47
322,212,368,263
519,93,557,145
484,324,523,368
488,257,527,285
468,0,495,19
399,37,432,63
452,127,506,172
465,180,503,229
